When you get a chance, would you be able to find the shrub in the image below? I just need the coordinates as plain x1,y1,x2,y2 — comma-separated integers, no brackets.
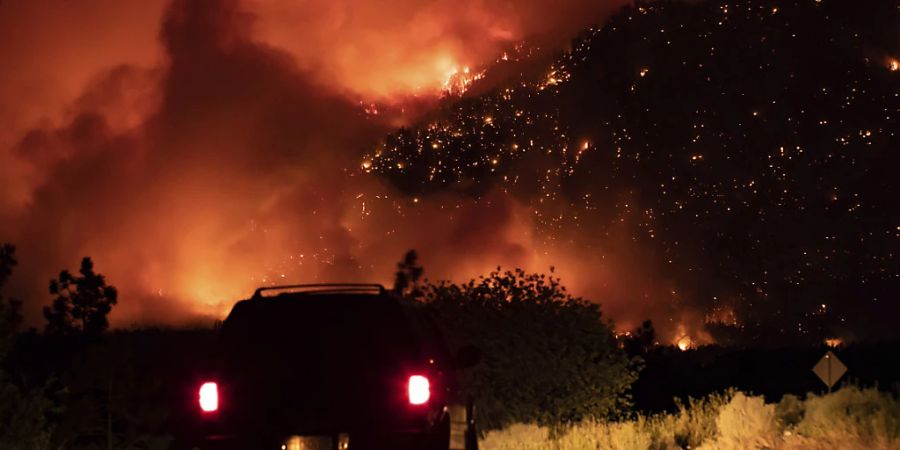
699,392,780,450
554,421,605,450
479,388,900,450
0,379,56,450
0,244,59,449
424,268,638,431
480,420,654,450
480,423,552,450
666,390,733,448
776,394,804,428
795,386,900,446
605,420,653,450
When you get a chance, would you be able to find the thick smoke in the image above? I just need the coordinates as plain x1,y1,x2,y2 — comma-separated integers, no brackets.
245,0,627,98
0,0,167,212
0,0,682,336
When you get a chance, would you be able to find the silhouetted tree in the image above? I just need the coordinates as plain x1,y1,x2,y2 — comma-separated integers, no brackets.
424,268,639,431
393,249,424,298
44,257,118,337
0,244,22,359
0,244,56,449
623,320,657,356
0,243,15,287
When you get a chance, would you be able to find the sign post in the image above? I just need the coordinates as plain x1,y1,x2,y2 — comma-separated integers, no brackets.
812,351,847,393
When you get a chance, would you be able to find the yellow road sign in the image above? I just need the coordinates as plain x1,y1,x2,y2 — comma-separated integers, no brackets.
812,351,847,392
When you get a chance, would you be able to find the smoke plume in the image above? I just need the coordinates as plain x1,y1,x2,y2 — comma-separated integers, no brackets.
0,0,680,336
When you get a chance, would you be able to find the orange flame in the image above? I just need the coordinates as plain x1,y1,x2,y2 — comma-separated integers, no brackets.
677,335,693,351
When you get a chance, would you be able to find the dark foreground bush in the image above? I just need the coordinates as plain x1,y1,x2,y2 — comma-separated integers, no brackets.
423,268,638,431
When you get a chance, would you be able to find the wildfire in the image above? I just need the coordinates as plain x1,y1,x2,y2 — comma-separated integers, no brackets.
676,335,693,351
443,65,486,96
705,304,739,326
360,102,379,116
889,58,899,72
824,338,843,348
538,66,571,90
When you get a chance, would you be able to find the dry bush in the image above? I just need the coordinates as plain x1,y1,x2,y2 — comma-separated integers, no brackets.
776,394,804,427
698,392,781,450
480,419,655,450
640,415,678,450
793,386,900,449
554,420,604,450
555,419,653,450
665,390,733,448
604,420,653,450
480,423,553,450
480,388,900,450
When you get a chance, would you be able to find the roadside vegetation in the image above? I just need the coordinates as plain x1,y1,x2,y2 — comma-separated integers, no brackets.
480,386,900,450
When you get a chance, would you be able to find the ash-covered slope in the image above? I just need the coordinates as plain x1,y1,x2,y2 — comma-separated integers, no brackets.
368,0,899,344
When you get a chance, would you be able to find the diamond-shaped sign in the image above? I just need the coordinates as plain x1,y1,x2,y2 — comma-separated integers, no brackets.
812,351,847,390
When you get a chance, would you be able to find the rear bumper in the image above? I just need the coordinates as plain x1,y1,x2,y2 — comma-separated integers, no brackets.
190,410,450,450
197,431,443,450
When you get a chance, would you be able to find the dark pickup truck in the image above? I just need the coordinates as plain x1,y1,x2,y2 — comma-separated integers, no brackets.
184,284,478,450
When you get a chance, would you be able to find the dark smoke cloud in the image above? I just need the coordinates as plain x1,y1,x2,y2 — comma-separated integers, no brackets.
1,0,659,333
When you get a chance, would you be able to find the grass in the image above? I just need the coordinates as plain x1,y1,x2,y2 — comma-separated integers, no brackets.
479,387,900,450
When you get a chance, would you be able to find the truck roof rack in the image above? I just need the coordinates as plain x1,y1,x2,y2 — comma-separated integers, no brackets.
251,283,387,299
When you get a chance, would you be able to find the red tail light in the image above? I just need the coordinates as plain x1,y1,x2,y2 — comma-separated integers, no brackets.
408,375,430,405
199,381,219,412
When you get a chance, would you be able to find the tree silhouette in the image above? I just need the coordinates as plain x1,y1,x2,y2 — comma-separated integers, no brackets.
392,249,424,298
623,320,657,357
44,257,118,337
425,268,638,430
0,244,22,358
0,243,15,287
0,244,55,449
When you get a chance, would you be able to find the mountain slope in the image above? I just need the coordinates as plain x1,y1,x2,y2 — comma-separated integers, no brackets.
368,0,899,344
